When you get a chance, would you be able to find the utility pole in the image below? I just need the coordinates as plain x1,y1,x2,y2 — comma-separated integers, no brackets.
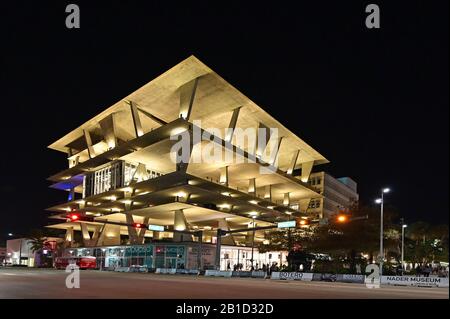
401,219,407,276
376,188,390,276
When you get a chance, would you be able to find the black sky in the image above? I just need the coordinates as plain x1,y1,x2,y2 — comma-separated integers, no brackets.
0,1,448,242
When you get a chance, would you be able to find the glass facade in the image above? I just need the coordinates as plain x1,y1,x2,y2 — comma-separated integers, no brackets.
65,244,283,271
219,247,287,271
67,244,186,270
82,160,163,198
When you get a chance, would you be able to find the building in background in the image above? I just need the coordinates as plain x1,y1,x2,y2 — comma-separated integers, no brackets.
6,239,33,266
6,237,63,267
46,56,331,270
305,172,359,220
0,247,6,265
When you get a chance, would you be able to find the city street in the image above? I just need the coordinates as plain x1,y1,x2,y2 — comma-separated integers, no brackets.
0,268,447,299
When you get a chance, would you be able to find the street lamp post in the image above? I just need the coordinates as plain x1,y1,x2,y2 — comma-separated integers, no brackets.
401,223,407,275
250,218,256,271
375,187,390,276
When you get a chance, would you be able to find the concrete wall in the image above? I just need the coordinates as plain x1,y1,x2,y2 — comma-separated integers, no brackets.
6,239,34,266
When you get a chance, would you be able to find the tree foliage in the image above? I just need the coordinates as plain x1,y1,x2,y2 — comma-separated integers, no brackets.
258,204,448,265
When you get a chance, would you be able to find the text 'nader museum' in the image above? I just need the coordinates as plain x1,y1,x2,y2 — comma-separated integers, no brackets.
46,56,358,271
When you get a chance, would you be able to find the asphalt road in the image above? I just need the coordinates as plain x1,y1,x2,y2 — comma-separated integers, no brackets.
0,268,448,299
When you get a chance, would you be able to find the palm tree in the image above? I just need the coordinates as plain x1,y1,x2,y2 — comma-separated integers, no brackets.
27,230,46,254
26,230,48,267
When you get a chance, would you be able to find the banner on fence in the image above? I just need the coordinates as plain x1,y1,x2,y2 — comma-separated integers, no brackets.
381,276,449,288
271,272,313,281
155,268,177,274
251,271,266,278
312,273,337,282
175,269,199,275
205,270,233,277
337,274,365,283
232,271,252,277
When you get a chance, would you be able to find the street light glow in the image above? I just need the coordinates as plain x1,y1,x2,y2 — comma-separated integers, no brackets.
8,233,13,236
402,224,407,228
375,198,382,204
383,188,390,193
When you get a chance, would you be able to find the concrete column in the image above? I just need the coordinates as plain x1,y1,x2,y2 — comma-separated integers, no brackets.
80,223,102,247
137,216,150,244
225,107,241,143
91,225,101,245
270,137,283,167
83,129,96,158
298,198,311,213
173,210,193,242
68,156,79,168
301,161,315,183
128,100,144,137
80,223,92,246
97,223,121,246
99,113,117,149
65,227,74,247
283,192,290,207
218,219,235,245
125,213,139,244
179,78,199,120
248,178,256,195
219,166,229,186
152,231,162,240
131,163,149,184
287,150,300,175
256,123,271,158
264,185,272,202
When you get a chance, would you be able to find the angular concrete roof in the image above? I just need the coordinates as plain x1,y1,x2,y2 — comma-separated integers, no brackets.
48,55,328,172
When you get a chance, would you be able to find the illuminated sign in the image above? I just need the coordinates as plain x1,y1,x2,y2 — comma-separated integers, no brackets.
148,224,165,232
277,220,296,229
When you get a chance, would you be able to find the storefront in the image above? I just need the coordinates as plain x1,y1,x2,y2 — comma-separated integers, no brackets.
66,243,191,270
65,243,287,271
219,246,288,271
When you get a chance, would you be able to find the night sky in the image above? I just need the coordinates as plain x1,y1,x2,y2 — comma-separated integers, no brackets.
1,1,448,243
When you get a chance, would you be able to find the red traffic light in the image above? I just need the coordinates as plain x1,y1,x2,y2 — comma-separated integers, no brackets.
67,214,94,222
69,214,80,221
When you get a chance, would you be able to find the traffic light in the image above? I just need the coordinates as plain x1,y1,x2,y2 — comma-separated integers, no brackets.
297,218,310,227
67,213,94,222
336,214,349,223
69,213,79,221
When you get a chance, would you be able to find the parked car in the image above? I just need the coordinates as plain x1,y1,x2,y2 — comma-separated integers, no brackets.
54,256,97,270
